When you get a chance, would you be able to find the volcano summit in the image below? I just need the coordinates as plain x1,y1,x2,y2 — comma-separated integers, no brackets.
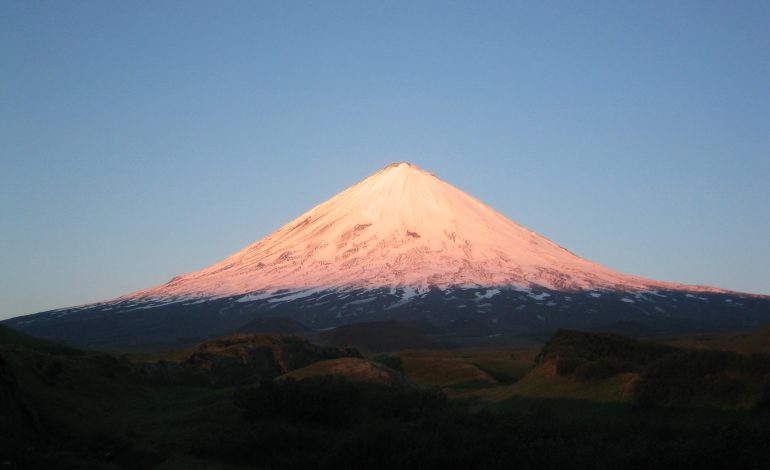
6,163,769,350
124,162,720,296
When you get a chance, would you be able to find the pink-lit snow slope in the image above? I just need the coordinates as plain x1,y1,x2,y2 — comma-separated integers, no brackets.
126,162,727,300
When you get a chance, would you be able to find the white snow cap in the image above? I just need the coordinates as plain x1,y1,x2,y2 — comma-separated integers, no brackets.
126,162,725,299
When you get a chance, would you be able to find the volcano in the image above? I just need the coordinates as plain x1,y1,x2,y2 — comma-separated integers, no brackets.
5,163,769,350
124,162,723,296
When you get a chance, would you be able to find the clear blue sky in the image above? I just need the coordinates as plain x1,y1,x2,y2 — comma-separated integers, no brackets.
2,1,768,319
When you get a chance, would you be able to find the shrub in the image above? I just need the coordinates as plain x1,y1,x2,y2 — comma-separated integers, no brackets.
233,376,446,425
634,350,770,407
556,356,581,376
370,354,404,373
574,358,628,381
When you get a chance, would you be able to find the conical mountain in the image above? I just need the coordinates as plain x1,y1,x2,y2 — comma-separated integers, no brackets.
5,162,767,351
127,162,718,301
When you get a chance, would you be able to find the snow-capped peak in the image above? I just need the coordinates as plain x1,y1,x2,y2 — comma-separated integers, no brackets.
125,162,725,300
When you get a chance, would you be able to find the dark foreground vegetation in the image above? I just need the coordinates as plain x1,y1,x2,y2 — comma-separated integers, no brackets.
3,324,770,469
215,376,770,470
541,329,770,408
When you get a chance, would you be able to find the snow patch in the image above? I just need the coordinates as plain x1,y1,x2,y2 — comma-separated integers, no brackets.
237,291,277,303
528,292,551,301
267,289,324,303
475,288,501,301
400,286,420,301
685,293,709,301
346,297,376,306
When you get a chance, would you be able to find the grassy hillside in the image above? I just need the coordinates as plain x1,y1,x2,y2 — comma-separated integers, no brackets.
0,332,358,468
3,325,770,468
387,328,770,411
530,329,770,409
0,344,240,468
0,324,78,354
283,357,413,387
651,324,770,356
736,324,770,355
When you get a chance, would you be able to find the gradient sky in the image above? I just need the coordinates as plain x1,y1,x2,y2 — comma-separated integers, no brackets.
1,1,769,320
